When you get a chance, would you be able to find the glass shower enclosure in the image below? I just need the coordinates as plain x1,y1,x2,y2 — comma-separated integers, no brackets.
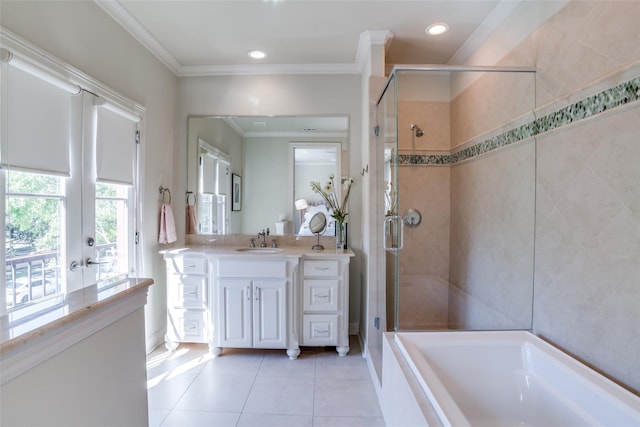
376,66,537,339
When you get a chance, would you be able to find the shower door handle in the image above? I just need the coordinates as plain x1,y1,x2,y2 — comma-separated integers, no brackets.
383,215,404,252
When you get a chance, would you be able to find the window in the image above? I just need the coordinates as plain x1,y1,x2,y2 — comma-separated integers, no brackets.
5,171,64,308
95,183,133,286
1,46,142,313
198,141,230,234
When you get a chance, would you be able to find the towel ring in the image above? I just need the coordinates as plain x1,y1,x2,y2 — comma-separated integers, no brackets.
186,191,197,206
159,186,171,204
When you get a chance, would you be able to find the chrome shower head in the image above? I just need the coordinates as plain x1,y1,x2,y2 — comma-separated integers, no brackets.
410,124,424,138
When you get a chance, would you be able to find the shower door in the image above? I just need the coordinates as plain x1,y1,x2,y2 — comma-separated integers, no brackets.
376,72,401,332
378,67,537,333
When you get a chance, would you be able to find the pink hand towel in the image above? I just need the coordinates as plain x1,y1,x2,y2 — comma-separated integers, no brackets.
186,204,198,234
159,203,177,244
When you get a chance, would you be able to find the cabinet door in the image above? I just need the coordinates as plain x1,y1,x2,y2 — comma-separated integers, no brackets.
303,279,339,312
302,314,338,346
253,280,287,349
217,279,252,348
175,276,207,309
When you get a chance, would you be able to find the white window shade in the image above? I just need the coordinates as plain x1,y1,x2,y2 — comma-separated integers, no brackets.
200,153,216,195
1,64,74,176
96,106,138,185
217,159,230,195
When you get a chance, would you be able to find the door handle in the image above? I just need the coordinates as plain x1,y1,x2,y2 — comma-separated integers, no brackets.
68,260,85,271
86,257,108,266
384,215,404,252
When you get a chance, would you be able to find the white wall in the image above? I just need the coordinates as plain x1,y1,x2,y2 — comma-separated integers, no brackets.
1,309,149,427
0,1,179,351
242,137,290,234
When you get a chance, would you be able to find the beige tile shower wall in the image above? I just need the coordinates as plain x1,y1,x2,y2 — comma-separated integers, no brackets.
397,166,450,330
500,0,640,392
450,72,535,149
398,101,450,151
396,100,451,330
448,141,535,329
507,1,640,107
534,107,640,393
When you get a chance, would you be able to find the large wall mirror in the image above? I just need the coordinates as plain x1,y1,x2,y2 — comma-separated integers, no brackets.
187,116,348,236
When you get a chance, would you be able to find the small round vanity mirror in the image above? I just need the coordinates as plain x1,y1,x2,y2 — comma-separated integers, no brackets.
309,212,327,251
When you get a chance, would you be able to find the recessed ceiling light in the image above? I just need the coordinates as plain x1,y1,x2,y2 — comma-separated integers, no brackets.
248,50,266,59
426,23,449,36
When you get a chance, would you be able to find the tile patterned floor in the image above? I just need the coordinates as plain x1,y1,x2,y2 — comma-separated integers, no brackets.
147,337,385,427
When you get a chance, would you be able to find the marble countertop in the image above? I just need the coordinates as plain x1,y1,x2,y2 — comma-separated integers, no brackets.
0,278,154,354
160,245,355,258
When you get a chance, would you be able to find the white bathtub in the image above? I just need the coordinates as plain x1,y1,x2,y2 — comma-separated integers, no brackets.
382,331,640,427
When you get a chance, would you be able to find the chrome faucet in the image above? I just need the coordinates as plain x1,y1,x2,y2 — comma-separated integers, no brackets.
257,230,267,247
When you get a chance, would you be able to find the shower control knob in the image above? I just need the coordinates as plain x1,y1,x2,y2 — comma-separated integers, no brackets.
403,209,422,228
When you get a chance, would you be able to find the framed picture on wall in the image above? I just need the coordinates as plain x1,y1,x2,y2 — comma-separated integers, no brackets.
232,173,242,211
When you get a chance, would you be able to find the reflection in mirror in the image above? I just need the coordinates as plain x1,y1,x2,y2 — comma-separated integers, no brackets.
309,212,327,251
292,142,341,235
198,138,231,234
187,116,348,235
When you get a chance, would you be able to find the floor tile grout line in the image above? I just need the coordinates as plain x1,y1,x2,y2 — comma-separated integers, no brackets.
312,351,318,422
157,370,200,427
236,350,266,424
148,340,382,426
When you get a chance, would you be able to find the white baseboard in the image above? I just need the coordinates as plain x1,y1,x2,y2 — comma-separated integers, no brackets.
349,321,359,335
146,327,166,354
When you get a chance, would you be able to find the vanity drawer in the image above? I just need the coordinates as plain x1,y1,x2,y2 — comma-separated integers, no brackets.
303,260,339,277
218,260,288,278
173,276,207,308
168,256,206,275
302,314,338,346
170,310,207,342
303,279,339,312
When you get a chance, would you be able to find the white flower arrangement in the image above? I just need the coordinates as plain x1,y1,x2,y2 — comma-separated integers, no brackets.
310,174,354,223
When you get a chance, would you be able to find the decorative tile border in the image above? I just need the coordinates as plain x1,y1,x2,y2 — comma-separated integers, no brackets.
398,76,640,166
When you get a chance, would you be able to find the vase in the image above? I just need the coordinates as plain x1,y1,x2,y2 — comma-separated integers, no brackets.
336,221,347,252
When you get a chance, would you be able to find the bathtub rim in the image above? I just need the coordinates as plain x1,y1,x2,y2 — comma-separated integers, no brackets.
393,330,640,426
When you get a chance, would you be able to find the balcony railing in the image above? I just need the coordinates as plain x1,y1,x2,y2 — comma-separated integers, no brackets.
5,251,61,308
5,243,119,309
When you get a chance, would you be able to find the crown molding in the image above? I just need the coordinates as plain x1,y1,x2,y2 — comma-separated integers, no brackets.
94,0,182,74
178,62,361,77
356,30,394,73
94,0,366,77
449,0,522,65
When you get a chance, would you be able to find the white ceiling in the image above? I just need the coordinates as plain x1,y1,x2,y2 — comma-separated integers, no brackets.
96,0,527,76
93,1,563,139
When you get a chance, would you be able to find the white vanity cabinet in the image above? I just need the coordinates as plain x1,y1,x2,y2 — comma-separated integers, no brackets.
301,256,350,356
163,254,209,350
212,257,300,359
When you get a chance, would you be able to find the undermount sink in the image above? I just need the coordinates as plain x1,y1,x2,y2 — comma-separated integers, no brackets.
235,247,283,254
